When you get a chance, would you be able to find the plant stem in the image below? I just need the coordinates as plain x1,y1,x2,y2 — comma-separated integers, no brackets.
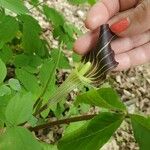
29,114,97,131
35,72,81,115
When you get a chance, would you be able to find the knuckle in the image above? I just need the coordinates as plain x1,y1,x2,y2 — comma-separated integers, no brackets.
137,0,149,14
127,38,134,49
133,0,149,24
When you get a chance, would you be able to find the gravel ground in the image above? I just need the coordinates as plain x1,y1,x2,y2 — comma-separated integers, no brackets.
29,0,150,149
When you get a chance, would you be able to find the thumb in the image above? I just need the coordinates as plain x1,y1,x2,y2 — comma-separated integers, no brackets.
109,0,150,37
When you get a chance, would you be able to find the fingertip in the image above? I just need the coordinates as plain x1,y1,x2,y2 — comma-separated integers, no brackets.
73,38,85,55
114,53,131,71
110,18,130,34
73,32,93,55
73,29,99,55
85,15,99,30
85,2,109,30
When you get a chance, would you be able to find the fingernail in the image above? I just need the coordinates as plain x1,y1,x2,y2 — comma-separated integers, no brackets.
110,18,130,33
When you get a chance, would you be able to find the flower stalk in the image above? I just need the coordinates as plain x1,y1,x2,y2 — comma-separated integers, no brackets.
37,62,92,114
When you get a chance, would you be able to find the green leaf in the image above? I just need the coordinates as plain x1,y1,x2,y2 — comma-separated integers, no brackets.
39,59,56,116
0,58,7,83
16,68,41,95
0,41,4,49
68,0,96,5
0,119,4,128
0,126,42,150
14,54,30,67
43,7,78,50
38,50,65,117
41,143,58,150
58,112,124,150
0,0,28,14
0,95,11,124
14,54,42,68
0,105,6,125
67,0,87,5
53,102,65,118
28,115,38,127
68,24,82,35
65,105,79,116
43,5,65,26
5,92,34,125
39,59,55,86
87,0,96,5
23,66,39,74
28,54,42,67
63,23,74,38
51,49,70,69
0,107,5,126
0,45,13,63
40,76,56,102
76,88,126,111
20,15,44,55
80,103,90,113
0,85,11,96
8,78,21,91
131,114,150,150
0,95,10,108
53,26,74,50
64,121,86,136
97,88,126,110
72,53,81,62
0,14,18,43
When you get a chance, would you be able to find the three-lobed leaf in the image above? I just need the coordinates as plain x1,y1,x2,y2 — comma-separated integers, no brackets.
0,126,42,150
131,114,150,150
58,112,124,150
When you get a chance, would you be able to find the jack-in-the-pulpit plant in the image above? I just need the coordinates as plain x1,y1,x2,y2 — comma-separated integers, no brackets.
39,24,118,113
1,2,150,150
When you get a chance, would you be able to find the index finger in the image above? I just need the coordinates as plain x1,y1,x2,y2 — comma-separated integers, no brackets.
86,0,139,30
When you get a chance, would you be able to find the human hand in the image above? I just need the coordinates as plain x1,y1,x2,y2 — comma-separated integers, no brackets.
74,0,150,71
